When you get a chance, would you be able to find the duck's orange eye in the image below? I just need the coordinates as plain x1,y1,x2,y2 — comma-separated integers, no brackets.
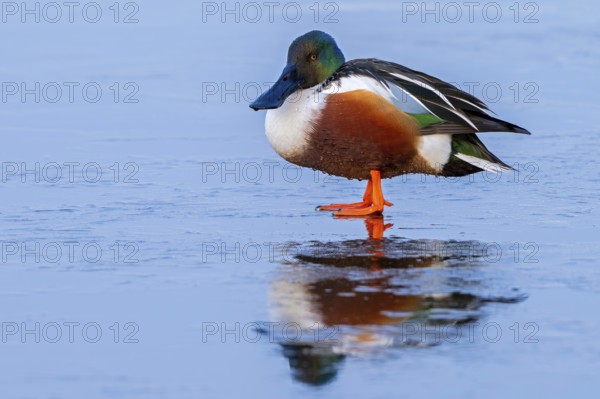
310,54,317,61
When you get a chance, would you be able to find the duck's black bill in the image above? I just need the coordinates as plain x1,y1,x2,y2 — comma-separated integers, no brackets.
250,64,299,110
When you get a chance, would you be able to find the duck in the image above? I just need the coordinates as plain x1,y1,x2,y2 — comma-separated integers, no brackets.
250,30,530,216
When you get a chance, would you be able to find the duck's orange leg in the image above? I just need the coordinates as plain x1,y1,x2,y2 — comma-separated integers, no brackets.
318,170,393,216
317,179,374,211
335,171,392,216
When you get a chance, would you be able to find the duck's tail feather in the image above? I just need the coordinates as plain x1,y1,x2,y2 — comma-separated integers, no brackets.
441,134,514,177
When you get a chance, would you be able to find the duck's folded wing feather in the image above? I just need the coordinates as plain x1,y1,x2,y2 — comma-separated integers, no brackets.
324,59,530,135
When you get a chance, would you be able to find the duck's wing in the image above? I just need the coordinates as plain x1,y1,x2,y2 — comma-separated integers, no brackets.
323,58,531,135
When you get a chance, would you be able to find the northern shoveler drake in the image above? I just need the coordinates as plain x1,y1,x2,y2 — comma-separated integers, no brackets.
250,31,530,216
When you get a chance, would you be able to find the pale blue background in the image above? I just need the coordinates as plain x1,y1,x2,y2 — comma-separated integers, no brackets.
0,1,599,398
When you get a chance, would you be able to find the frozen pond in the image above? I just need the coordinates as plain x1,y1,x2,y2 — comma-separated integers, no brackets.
1,0,599,397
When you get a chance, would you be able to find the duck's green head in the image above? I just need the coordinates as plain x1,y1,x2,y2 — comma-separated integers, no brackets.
250,31,345,110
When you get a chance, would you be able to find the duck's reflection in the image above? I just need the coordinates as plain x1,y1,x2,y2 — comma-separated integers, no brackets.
266,216,524,386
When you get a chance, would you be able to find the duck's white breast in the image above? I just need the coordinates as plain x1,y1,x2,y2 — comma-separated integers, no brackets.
265,87,324,160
